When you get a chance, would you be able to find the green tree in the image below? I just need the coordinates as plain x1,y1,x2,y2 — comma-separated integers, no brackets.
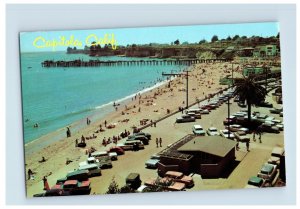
241,35,247,39
211,35,219,42
234,76,267,124
105,177,120,194
174,39,180,45
232,35,240,41
226,36,232,41
198,39,206,44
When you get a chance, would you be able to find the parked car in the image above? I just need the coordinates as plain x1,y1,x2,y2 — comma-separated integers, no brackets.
226,124,242,132
258,101,273,108
238,102,247,108
136,185,151,193
220,129,235,140
127,135,149,145
279,112,283,117
276,123,284,131
186,108,202,118
192,125,206,136
200,109,210,114
78,163,101,177
144,177,186,192
187,112,202,119
66,170,89,181
108,146,125,155
79,157,100,167
223,116,236,125
206,127,220,136
164,171,194,188
268,147,285,166
233,112,247,118
245,176,266,188
257,163,278,182
176,114,196,123
234,96,240,102
259,123,280,133
108,152,118,161
90,151,113,168
270,107,283,114
126,173,142,190
33,189,71,197
145,155,160,169
52,180,91,195
128,132,151,140
117,140,144,151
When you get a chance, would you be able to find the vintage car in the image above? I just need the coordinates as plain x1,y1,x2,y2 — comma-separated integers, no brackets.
223,116,236,125
79,157,100,167
65,170,89,182
52,180,91,195
259,123,280,133
126,173,142,190
220,129,235,140
128,132,151,140
192,125,206,136
245,176,267,188
78,163,101,177
117,140,144,151
145,155,160,169
90,151,113,168
268,147,285,166
127,135,149,145
108,146,125,155
33,189,71,197
270,107,283,114
206,127,220,136
257,163,278,182
164,171,194,188
144,177,186,192
176,114,196,123
186,112,202,119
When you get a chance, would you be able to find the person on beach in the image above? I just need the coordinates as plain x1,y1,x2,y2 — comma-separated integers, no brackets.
246,141,250,152
75,139,78,147
43,176,50,191
156,138,159,148
150,120,153,127
28,169,34,180
159,137,162,147
81,135,85,143
154,121,156,127
87,118,89,125
66,127,71,137
104,120,107,127
40,156,46,163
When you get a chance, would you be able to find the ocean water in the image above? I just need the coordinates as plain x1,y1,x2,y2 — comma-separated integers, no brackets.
20,52,184,143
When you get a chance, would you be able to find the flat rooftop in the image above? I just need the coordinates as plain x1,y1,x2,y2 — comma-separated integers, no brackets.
178,135,237,157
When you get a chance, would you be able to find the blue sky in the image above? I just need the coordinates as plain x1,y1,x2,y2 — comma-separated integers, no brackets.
20,22,279,52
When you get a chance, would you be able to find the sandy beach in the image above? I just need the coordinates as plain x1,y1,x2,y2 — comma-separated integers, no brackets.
24,61,284,197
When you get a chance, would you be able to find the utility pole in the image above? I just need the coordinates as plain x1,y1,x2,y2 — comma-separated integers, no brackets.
162,70,190,109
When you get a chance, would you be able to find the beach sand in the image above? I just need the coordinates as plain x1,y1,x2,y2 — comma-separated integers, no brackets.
25,62,280,197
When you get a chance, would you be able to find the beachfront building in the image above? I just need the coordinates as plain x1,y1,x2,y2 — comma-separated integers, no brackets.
242,66,271,77
253,45,278,58
157,135,237,178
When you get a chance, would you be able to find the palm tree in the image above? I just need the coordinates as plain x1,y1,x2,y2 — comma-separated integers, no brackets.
234,76,267,125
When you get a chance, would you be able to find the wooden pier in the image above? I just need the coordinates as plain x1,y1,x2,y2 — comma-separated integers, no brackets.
41,58,232,68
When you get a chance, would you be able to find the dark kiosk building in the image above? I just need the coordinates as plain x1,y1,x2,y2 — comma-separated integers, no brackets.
157,135,237,178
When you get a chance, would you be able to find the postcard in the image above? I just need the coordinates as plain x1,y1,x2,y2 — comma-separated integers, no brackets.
19,22,285,197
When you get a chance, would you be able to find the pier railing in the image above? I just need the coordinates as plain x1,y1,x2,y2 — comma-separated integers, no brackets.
41,58,232,68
